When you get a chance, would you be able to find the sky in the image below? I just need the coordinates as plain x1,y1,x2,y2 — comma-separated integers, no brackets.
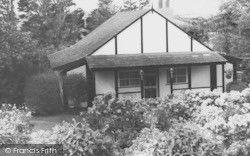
73,0,225,18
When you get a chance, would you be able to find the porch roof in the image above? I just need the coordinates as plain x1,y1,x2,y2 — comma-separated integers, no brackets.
86,52,227,70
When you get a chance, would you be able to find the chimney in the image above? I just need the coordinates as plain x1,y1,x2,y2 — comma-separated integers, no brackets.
152,0,169,9
164,0,169,8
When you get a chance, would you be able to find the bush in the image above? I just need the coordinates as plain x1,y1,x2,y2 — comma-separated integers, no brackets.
24,72,63,115
0,104,32,144
29,119,117,156
226,81,248,92
64,74,87,108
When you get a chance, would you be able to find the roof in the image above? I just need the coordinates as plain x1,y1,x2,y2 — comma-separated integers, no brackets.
48,8,185,71
86,52,227,70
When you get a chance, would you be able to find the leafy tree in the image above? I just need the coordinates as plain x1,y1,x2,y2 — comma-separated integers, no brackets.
86,0,117,31
208,0,250,56
18,0,85,48
0,0,17,23
121,0,150,12
121,0,138,12
0,21,38,104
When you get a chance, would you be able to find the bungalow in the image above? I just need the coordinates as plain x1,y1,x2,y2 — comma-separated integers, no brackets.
48,7,241,106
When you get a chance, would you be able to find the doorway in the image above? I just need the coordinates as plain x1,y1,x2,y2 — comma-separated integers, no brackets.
143,70,158,98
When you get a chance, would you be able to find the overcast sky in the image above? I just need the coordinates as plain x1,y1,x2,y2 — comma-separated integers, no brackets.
73,0,224,18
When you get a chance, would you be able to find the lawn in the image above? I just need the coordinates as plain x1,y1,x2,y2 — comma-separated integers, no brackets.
30,113,83,132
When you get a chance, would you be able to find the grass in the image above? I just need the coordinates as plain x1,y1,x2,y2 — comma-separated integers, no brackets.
30,113,83,132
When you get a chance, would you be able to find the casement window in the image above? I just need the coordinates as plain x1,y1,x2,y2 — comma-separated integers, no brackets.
167,67,187,84
119,70,141,87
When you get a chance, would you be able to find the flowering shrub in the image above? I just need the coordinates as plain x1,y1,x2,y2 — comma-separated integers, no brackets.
84,93,147,148
0,104,32,144
30,119,117,156
4,88,250,156
126,124,223,156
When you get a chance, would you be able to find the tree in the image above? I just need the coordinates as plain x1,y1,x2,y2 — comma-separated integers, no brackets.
0,21,38,104
0,0,17,23
121,0,150,12
121,0,138,12
18,0,85,48
86,0,117,31
208,0,250,56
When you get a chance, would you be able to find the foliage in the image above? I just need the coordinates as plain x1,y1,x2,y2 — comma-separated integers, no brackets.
29,119,117,156
5,89,250,155
0,104,32,144
226,81,248,92
0,21,38,105
121,0,150,12
84,93,147,148
209,0,250,56
24,72,63,115
64,74,87,108
86,0,117,32
0,0,16,23
18,0,85,48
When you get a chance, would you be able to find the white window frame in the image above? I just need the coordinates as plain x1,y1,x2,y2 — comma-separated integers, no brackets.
167,67,188,84
118,70,141,87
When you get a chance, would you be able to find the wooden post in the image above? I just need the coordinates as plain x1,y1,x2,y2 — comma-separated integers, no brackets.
233,63,237,81
222,64,225,92
86,66,95,107
57,71,68,110
115,70,118,98
188,66,191,89
170,68,174,94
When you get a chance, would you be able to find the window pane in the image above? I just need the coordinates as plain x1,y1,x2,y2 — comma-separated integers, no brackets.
176,68,186,75
130,79,140,86
177,76,186,83
130,71,140,79
119,72,129,79
120,80,129,87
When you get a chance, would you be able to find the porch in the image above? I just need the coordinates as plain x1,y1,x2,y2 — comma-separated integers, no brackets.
86,52,228,103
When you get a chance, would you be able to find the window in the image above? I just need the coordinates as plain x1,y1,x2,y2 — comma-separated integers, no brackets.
119,70,140,87
167,67,187,84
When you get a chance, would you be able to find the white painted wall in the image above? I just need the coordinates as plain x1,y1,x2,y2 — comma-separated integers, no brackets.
118,87,141,93
117,19,141,54
168,22,191,52
143,11,166,53
92,38,115,55
191,65,210,88
95,71,115,95
192,39,210,52
217,64,222,87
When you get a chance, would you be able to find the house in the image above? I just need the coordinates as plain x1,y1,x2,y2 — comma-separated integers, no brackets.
48,6,241,106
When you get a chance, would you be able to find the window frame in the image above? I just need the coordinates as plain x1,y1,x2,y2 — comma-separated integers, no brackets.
166,67,188,84
118,70,141,88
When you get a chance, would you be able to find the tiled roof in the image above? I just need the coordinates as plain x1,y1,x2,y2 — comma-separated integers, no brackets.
86,52,227,70
47,9,184,71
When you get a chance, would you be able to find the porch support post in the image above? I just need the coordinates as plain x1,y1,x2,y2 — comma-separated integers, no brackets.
57,71,68,110
115,70,118,98
210,64,217,91
191,38,193,51
188,66,191,89
86,66,95,107
140,69,144,99
170,68,173,94
233,63,237,81
157,69,160,97
222,64,225,92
